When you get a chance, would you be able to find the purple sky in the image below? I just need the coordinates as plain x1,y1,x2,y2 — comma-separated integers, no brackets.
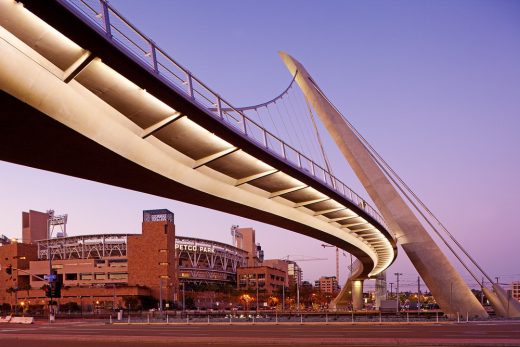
1,0,519,290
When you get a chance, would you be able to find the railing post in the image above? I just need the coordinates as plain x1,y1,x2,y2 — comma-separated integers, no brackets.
149,40,158,73
242,114,247,135
216,97,223,119
281,143,287,160
99,0,112,38
186,72,194,99
263,130,268,149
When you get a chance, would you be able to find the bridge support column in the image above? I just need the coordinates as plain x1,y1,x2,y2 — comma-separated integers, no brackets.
352,280,364,311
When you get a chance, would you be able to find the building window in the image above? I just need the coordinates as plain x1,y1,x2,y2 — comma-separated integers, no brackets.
95,273,106,280
80,273,93,280
109,259,127,267
108,273,128,280
159,262,169,266
65,273,78,281
52,264,63,269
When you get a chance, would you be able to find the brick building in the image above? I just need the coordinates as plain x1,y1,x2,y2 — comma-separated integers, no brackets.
512,281,520,302
1,209,177,311
128,209,177,302
237,266,285,295
316,276,339,294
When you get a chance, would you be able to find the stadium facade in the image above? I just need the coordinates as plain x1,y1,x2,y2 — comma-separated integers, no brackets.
0,209,289,311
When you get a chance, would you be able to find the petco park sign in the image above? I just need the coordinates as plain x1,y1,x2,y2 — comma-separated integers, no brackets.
175,242,215,253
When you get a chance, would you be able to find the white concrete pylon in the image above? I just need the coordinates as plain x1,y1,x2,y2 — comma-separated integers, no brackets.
280,51,488,318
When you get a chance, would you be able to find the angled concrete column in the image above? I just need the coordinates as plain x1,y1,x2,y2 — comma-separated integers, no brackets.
482,287,507,317
280,52,488,318
493,283,520,318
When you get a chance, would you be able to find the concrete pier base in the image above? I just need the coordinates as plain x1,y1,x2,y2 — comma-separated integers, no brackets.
482,287,507,317
352,280,364,311
493,284,520,318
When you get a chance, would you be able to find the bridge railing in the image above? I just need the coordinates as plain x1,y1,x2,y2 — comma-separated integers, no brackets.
59,0,389,233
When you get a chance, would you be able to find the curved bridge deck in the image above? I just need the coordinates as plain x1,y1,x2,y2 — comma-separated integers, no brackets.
0,0,396,278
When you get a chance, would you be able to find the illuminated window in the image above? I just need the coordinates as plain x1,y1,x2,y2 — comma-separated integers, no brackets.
80,273,93,280
109,259,127,267
109,273,128,280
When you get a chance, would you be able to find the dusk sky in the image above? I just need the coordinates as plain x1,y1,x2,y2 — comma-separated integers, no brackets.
1,0,519,291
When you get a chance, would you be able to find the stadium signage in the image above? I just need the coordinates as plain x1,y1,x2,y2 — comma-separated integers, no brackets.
175,243,215,253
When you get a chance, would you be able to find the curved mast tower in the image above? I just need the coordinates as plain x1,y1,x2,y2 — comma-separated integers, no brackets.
279,51,487,318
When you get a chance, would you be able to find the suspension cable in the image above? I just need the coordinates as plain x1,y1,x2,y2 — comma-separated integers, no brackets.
307,78,493,285
304,97,333,175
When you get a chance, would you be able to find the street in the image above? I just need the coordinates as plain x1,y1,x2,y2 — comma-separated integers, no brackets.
1,320,520,346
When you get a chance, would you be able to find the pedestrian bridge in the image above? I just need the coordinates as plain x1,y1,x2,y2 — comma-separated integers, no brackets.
0,0,396,279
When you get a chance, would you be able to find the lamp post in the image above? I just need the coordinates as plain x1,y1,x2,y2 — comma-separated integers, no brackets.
113,284,116,313
394,273,402,314
159,278,163,311
181,282,185,312
282,282,285,312
256,273,259,314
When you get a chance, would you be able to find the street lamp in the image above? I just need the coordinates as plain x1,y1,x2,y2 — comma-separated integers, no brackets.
181,282,185,312
256,274,259,314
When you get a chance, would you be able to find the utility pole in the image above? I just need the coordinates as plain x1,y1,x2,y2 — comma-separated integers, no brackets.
389,282,394,299
417,276,421,309
159,278,163,311
481,277,485,305
256,273,259,314
282,282,285,312
394,273,402,314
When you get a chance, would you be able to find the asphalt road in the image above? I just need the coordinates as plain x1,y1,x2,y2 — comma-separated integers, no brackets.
1,320,520,346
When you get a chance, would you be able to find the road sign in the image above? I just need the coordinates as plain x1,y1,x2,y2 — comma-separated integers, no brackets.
44,274,57,282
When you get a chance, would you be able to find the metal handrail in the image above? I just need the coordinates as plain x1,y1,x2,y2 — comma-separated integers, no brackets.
58,0,390,234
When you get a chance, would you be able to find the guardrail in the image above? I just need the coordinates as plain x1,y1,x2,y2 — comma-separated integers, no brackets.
58,0,389,233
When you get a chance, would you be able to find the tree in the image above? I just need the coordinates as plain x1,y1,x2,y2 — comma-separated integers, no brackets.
122,296,140,311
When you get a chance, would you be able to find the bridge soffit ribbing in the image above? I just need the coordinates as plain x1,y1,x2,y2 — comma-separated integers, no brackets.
141,112,184,139
62,50,95,83
269,185,308,198
192,147,240,169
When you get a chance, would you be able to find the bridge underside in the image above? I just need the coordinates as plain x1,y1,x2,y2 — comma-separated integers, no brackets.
0,89,371,266
0,0,396,278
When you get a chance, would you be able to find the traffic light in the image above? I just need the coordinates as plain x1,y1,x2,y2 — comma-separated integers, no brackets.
45,281,62,298
53,281,62,298
5,264,12,275
44,284,51,298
